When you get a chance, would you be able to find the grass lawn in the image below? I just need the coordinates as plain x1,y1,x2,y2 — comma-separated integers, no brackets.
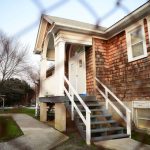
0,116,23,142
0,107,35,118
132,130,150,145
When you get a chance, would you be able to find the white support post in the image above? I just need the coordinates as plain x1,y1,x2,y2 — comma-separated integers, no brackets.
105,89,108,110
55,39,65,96
39,36,49,97
35,98,39,117
126,110,131,136
86,111,91,145
71,103,74,121
71,94,74,121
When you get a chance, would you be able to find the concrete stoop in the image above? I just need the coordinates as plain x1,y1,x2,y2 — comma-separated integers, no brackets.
94,138,150,150
0,114,69,150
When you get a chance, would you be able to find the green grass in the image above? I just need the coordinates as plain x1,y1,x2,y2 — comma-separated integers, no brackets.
0,107,35,118
0,116,23,142
132,130,150,145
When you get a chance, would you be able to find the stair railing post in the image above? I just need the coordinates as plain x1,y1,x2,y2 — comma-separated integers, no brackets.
71,94,74,121
86,110,91,145
126,110,131,136
105,88,109,110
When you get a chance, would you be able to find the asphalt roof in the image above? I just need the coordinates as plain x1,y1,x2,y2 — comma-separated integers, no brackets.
44,15,106,32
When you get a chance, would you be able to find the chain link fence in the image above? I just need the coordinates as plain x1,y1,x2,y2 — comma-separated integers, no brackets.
1,0,150,149
14,0,149,37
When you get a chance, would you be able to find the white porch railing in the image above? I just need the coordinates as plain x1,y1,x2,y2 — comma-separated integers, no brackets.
64,76,91,145
95,77,131,136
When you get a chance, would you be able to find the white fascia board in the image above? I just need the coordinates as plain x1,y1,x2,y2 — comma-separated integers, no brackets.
55,22,104,34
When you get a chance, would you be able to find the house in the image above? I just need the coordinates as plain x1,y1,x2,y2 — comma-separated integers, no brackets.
34,1,150,145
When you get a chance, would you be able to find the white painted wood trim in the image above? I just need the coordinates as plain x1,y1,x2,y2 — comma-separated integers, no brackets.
54,40,65,95
64,76,91,113
95,77,131,136
64,76,91,145
92,35,107,40
96,86,126,122
125,20,147,62
55,31,92,46
95,78,131,112
146,15,150,44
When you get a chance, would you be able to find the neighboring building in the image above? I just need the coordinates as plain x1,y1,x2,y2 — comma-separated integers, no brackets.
34,2,150,145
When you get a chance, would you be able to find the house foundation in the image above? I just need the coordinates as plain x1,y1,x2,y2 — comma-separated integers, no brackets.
55,103,66,132
40,102,48,122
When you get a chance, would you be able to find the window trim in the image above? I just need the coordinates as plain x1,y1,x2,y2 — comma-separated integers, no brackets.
125,20,147,62
146,15,150,44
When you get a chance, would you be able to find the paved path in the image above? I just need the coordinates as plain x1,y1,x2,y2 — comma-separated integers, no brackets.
0,114,68,150
94,138,150,150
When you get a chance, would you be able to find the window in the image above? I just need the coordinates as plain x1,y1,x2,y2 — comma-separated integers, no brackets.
70,44,84,58
126,21,147,62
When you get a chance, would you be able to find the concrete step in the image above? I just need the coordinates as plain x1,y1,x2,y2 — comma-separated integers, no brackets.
90,114,112,118
76,96,96,101
92,133,129,141
77,103,102,107
79,120,116,126
80,108,105,113
90,127,124,133
76,114,112,119
65,96,127,143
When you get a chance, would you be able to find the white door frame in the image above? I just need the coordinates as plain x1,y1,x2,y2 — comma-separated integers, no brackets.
69,46,86,94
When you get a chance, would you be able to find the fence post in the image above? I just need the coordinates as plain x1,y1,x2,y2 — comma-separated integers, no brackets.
126,110,131,137
86,111,91,145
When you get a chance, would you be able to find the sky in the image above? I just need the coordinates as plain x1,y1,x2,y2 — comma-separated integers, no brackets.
0,0,148,67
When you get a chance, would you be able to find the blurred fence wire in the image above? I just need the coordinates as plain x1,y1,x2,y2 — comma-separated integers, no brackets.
12,0,150,149
15,0,149,37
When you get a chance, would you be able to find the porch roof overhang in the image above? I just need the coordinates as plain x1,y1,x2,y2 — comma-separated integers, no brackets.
43,15,106,36
34,1,150,54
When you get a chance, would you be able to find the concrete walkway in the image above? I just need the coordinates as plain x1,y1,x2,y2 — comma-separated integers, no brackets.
94,138,150,150
0,114,68,150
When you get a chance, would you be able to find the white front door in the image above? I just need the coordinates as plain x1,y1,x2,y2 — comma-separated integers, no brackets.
69,49,86,94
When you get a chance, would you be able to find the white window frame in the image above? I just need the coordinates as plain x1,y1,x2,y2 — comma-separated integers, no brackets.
146,15,150,44
126,20,147,62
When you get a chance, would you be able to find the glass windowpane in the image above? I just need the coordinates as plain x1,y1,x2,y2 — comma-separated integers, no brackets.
132,42,144,57
131,27,143,45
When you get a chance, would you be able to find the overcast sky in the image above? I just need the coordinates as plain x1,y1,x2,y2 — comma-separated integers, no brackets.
0,0,148,66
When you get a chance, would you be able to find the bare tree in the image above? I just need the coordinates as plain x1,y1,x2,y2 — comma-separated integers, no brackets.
0,31,31,82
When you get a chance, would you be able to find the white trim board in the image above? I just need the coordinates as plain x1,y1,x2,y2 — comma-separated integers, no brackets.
125,20,147,62
146,15,150,44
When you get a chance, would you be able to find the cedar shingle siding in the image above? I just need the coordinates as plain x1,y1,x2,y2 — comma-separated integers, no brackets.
93,19,150,101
